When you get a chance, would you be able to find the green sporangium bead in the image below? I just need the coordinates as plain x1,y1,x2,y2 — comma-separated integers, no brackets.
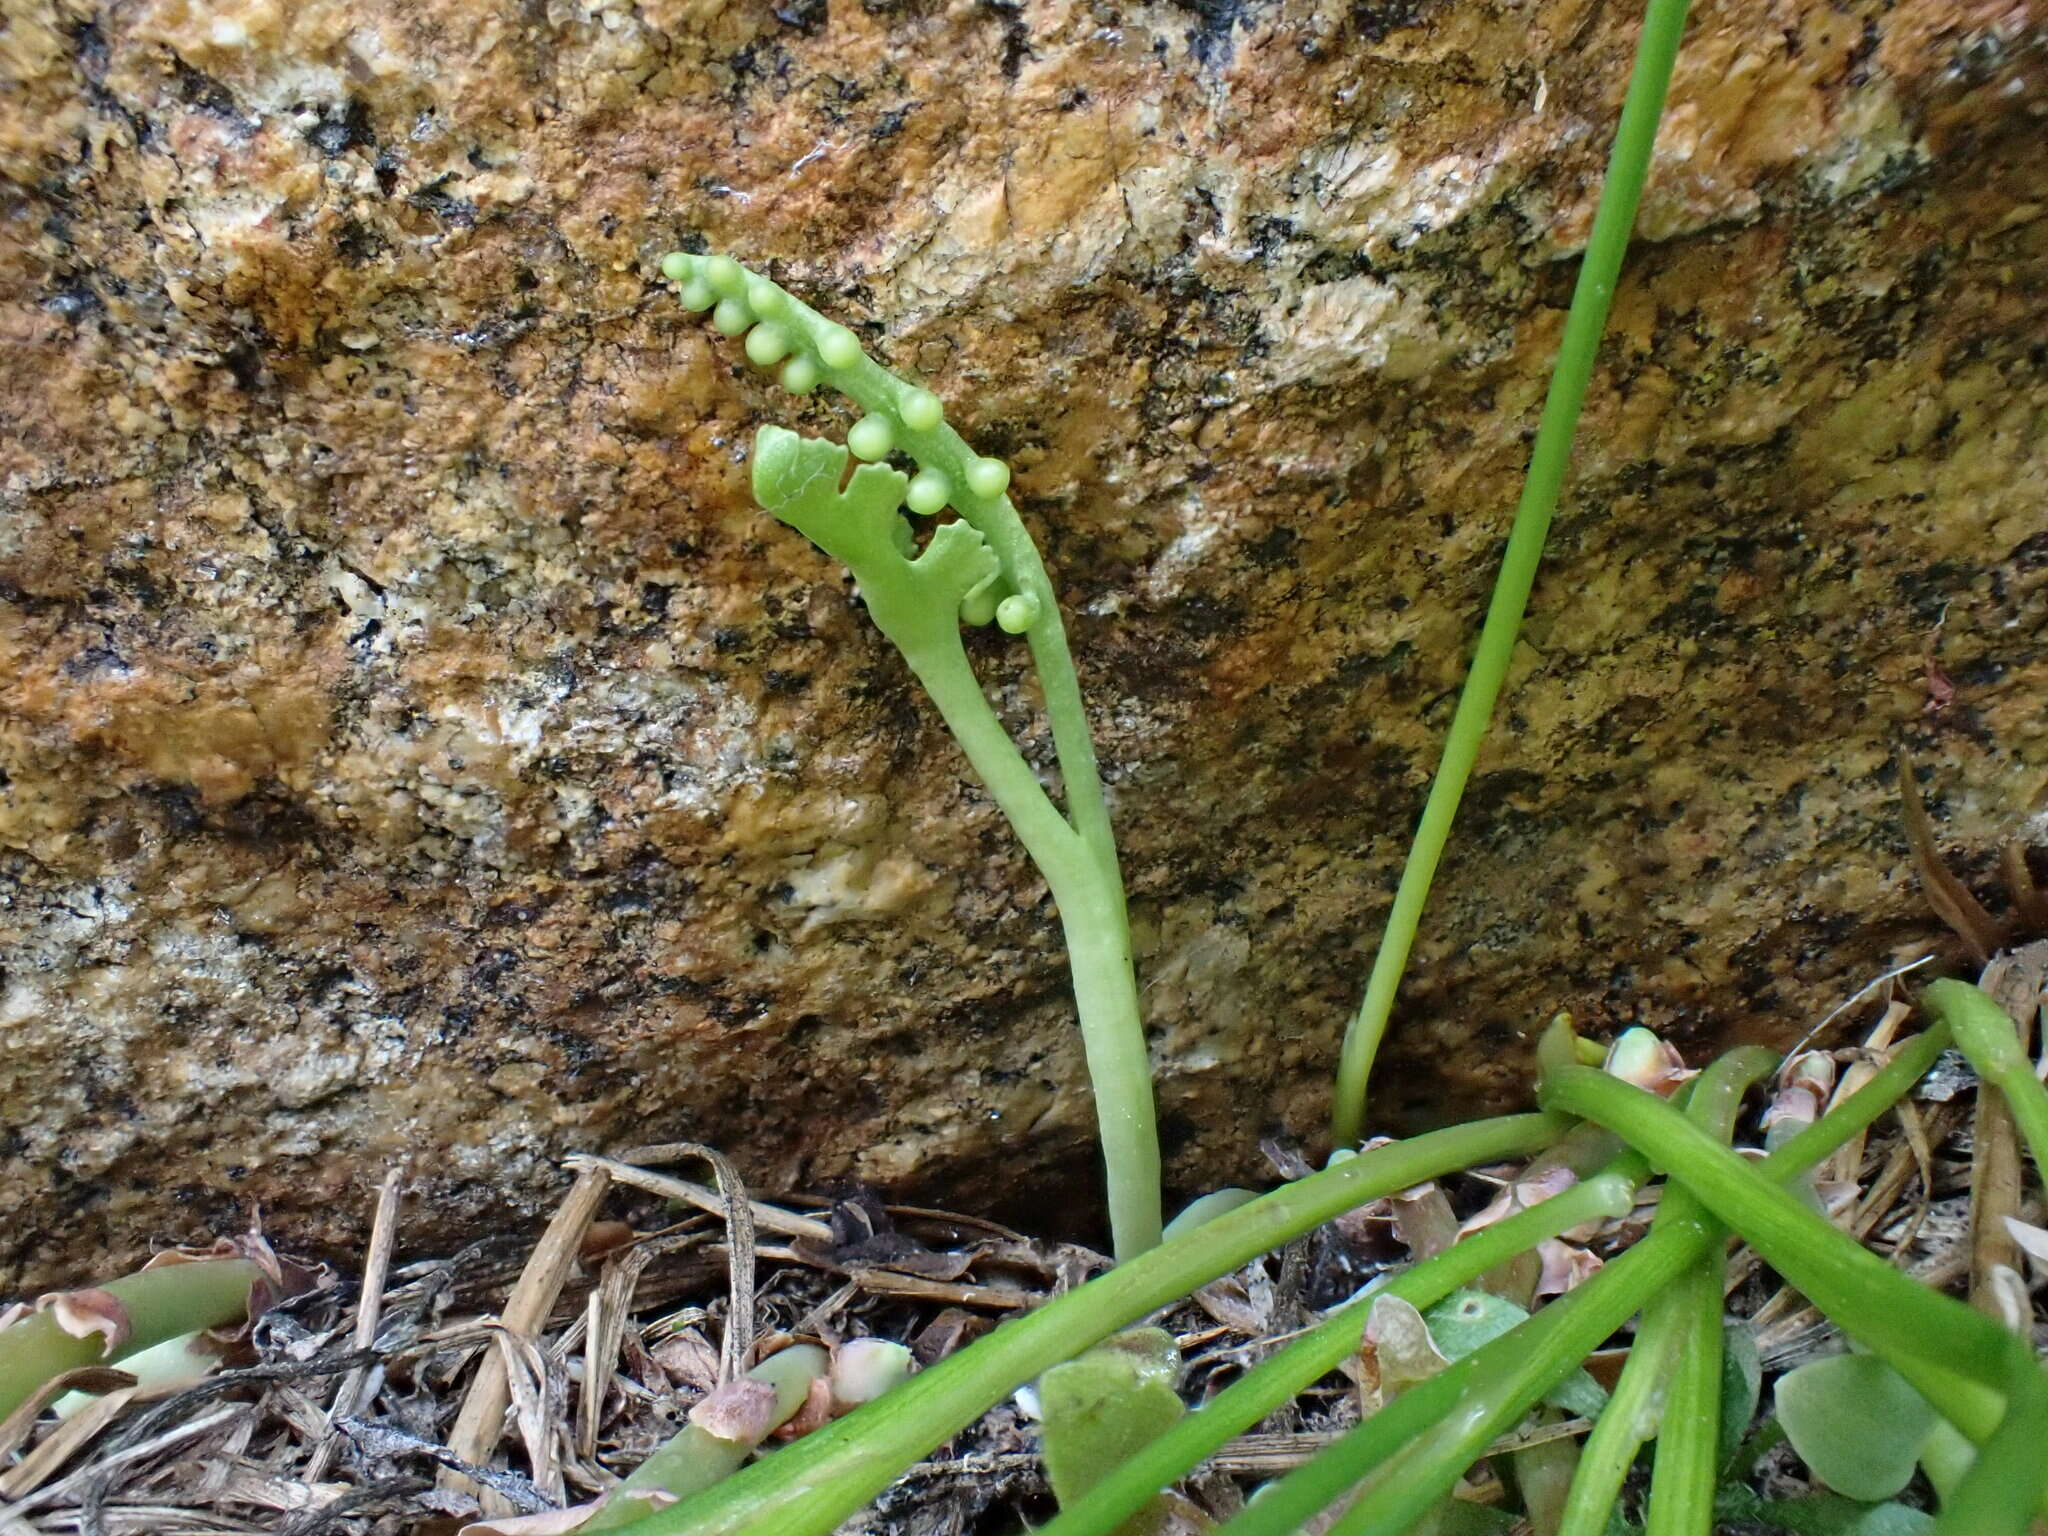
712,297,754,336
745,324,791,367
746,277,785,317
960,582,1002,627
780,355,820,395
846,415,895,462
899,388,942,433
659,251,693,283
679,278,716,312
966,457,1011,498
704,255,748,298
905,469,950,515
996,593,1040,633
817,325,862,371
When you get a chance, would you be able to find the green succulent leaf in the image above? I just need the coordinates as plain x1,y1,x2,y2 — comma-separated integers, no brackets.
1423,1291,1607,1417
1719,1321,1763,1473
1715,1485,1934,1536
1774,1354,1936,1504
1039,1329,1185,1536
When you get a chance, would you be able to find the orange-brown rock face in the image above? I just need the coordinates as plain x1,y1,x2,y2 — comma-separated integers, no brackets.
1,0,2043,1283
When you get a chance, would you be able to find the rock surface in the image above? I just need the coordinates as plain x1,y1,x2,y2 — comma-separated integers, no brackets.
1,0,2044,1282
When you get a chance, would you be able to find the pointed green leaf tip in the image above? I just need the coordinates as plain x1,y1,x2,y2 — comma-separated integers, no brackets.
659,251,692,283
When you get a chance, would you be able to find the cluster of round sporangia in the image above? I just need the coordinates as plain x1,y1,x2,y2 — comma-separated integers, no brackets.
661,251,1040,634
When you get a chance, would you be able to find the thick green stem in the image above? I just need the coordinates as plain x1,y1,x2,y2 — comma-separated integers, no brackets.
1927,978,2048,1181
0,1260,261,1423
1329,0,1696,1145
1221,1030,1946,1536
1230,1210,1710,1536
1538,1055,2019,1422
1642,1254,1724,1536
604,1116,1564,1536
1563,1051,1770,1536
583,1347,829,1531
1554,1273,1682,1536
1930,1369,2048,1536
1055,870,1163,1260
896,627,1087,878
1312,1049,1766,1536
910,632,1159,1257
1035,1157,1649,1536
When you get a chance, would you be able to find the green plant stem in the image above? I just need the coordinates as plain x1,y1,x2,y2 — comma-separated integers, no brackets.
1577,1005,2048,1534
1329,0,1696,1147
1926,978,2048,1180
1642,1050,1768,1536
1311,1050,1767,1536
1312,1238,1692,1536
1537,1043,2021,1424
1220,1031,1945,1536
686,254,1161,1259
895,630,1162,1262
907,646,1159,1259
1034,1155,1649,1536
1558,1051,1773,1536
1642,1255,1723,1536
1929,1352,2048,1535
583,1347,829,1531
1554,1272,1682,1536
1055,873,1161,1263
610,1115,1564,1536
0,1260,261,1423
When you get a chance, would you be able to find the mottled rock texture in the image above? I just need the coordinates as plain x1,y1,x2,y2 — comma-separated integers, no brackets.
1,0,2044,1283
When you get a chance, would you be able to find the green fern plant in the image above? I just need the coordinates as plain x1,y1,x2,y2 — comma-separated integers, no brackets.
658,251,1161,1259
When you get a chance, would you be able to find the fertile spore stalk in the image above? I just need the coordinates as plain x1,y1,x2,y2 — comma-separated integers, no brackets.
660,251,1160,1260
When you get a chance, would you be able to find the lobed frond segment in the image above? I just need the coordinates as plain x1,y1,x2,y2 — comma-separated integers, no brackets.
752,425,1001,661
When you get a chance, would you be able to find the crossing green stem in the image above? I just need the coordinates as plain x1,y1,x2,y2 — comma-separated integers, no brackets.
607,1115,1564,1536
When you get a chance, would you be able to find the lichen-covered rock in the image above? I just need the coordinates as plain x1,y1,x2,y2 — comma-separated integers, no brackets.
1,0,2043,1283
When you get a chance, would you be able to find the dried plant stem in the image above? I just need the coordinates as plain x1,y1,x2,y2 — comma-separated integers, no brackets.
443,1165,610,1512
